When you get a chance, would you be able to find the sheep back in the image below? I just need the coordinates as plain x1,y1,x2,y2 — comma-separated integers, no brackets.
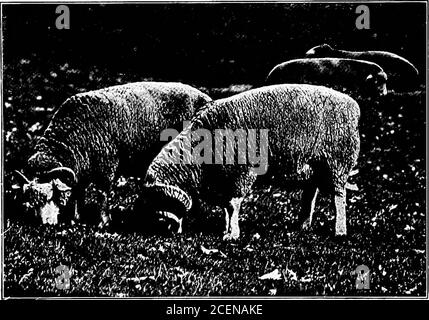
305,44,419,89
146,84,360,210
27,82,211,183
266,58,387,97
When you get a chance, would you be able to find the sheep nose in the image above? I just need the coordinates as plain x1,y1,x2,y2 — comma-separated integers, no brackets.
42,216,55,225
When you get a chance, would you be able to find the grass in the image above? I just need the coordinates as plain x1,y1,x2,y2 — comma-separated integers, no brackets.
3,58,426,297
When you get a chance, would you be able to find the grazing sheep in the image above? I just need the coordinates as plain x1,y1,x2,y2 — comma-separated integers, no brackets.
143,84,360,239
15,82,212,226
305,44,419,90
266,58,388,98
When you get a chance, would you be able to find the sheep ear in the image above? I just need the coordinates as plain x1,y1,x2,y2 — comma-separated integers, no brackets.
157,211,183,233
52,178,72,191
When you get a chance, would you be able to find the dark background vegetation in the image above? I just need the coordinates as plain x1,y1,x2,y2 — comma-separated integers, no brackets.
2,2,427,296
3,3,426,85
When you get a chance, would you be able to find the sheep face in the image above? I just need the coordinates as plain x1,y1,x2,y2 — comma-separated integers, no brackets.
22,178,72,225
365,71,388,96
141,182,192,234
305,44,334,57
16,168,75,225
157,211,183,234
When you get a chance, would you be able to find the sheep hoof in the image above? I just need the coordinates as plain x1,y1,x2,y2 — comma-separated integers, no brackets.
335,231,347,237
332,234,348,245
98,221,111,231
302,218,312,230
223,232,239,241
335,225,347,236
223,234,233,241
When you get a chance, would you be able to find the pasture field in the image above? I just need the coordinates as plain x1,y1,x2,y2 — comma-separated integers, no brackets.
3,59,426,297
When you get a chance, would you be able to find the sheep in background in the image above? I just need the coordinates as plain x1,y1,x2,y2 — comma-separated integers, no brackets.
266,58,388,99
143,84,360,240
305,44,419,90
15,82,212,227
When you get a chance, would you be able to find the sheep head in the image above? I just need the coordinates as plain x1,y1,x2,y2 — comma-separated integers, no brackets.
365,71,388,96
14,167,77,225
305,44,334,57
142,183,192,233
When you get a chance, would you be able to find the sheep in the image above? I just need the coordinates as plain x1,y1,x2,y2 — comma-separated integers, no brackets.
15,82,212,227
266,58,388,98
305,44,419,90
143,84,360,240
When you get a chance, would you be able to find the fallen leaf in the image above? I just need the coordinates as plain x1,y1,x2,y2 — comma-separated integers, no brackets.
388,204,398,211
404,225,414,231
259,269,282,280
283,268,298,281
405,286,418,294
253,233,261,240
269,288,277,295
244,245,254,252
201,245,219,255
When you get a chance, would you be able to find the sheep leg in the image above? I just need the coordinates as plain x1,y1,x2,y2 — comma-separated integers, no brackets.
223,197,243,241
97,163,119,230
224,208,230,236
74,201,80,221
71,185,85,223
98,211,111,229
333,187,347,236
98,192,116,231
300,184,319,230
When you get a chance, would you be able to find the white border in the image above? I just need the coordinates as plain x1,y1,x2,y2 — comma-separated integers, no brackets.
0,0,427,300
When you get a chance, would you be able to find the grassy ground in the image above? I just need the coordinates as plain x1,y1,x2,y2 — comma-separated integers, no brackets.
3,58,426,297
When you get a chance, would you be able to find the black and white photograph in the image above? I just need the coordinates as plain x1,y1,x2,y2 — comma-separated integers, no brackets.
0,0,427,301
